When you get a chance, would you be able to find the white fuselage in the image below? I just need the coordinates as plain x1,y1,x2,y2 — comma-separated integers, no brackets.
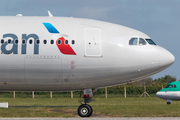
156,91,180,100
0,16,174,91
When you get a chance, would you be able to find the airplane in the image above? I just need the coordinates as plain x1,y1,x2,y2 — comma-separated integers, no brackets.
156,81,180,104
0,11,175,117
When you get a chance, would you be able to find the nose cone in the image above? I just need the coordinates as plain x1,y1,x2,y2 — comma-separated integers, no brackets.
156,91,166,99
158,47,175,69
156,92,161,98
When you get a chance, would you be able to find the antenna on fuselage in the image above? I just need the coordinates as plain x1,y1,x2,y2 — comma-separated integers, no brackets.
48,10,53,17
16,14,23,17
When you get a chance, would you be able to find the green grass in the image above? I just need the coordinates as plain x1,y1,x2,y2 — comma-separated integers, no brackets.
92,97,180,117
0,97,180,117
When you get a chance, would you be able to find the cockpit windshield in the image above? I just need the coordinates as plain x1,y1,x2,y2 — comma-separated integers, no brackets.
165,84,173,88
165,84,176,88
139,38,146,45
145,39,156,45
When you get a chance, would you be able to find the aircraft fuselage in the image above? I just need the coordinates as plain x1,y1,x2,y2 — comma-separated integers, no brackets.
0,16,174,91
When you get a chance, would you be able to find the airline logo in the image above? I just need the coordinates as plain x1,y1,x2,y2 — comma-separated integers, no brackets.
42,23,59,33
0,23,76,55
56,37,76,55
1,33,39,55
43,23,76,55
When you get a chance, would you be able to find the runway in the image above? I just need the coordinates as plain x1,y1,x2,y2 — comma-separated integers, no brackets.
0,118,179,120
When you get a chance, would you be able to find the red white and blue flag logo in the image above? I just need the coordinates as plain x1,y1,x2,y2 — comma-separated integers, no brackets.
43,23,76,55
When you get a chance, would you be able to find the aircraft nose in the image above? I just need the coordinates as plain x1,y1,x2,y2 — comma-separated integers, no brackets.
156,92,161,98
159,47,175,69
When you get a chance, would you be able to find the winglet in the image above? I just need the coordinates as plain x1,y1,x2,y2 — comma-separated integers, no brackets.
48,10,53,17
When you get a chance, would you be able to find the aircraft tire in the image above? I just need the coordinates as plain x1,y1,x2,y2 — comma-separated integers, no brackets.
78,104,92,117
87,104,93,116
167,102,171,105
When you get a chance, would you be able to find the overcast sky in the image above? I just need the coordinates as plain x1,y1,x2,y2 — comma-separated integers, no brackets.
0,0,179,80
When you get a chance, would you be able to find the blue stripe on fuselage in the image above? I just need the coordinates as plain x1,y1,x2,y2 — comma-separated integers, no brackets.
43,23,59,33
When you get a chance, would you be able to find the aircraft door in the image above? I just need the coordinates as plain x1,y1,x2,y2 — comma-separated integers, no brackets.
85,28,102,57
25,55,62,84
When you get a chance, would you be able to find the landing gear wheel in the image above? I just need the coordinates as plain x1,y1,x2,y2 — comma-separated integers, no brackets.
88,105,93,116
167,102,171,104
167,100,171,105
78,104,93,117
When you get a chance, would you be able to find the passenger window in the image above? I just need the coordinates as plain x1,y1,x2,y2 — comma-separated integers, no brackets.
29,39,33,44
174,85,176,88
22,39,26,44
8,39,11,44
36,40,40,44
139,38,146,45
51,40,54,44
129,38,137,45
57,40,61,45
15,39,18,44
1,39,4,44
43,40,47,44
65,40,68,45
72,40,75,44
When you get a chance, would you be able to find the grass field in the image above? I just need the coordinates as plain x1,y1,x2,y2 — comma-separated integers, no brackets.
0,97,180,117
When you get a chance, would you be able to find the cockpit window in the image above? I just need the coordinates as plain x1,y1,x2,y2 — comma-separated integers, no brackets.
139,38,146,45
169,85,173,88
165,84,174,88
165,84,170,88
129,38,137,45
145,39,156,45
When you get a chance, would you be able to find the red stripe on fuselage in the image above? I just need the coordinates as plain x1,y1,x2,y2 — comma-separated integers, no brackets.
56,37,76,55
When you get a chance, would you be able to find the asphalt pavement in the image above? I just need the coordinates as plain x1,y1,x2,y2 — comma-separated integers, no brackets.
0,118,179,120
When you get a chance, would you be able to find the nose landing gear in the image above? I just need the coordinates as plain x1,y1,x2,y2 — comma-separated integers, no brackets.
167,99,171,104
78,104,92,117
78,88,94,117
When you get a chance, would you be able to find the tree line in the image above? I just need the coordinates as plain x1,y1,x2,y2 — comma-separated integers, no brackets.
95,75,176,95
0,75,176,97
